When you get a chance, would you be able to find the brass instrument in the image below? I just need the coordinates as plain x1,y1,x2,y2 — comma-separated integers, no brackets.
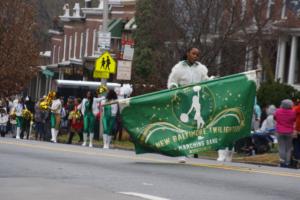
40,91,56,110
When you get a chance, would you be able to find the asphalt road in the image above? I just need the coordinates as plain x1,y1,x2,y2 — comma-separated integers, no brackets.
0,138,300,200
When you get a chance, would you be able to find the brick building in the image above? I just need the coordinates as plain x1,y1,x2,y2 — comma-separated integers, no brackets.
29,0,136,100
28,0,300,100
223,0,300,90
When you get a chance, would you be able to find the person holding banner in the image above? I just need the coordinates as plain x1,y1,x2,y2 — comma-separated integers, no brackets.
168,47,211,163
168,47,209,89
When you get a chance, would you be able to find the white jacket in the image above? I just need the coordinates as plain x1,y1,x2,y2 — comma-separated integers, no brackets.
51,99,62,114
167,61,209,89
15,103,23,117
78,97,105,116
0,108,8,125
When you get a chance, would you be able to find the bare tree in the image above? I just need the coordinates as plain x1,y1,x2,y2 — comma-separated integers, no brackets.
0,0,39,96
133,0,281,92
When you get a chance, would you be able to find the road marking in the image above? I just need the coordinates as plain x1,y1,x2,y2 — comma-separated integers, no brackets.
118,192,170,200
142,182,154,186
1,140,300,179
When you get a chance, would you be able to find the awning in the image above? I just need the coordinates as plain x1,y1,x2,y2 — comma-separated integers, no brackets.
124,17,137,31
42,69,54,77
108,18,124,38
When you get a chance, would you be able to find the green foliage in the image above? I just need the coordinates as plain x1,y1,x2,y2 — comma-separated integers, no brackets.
133,0,157,81
133,48,154,78
257,80,299,107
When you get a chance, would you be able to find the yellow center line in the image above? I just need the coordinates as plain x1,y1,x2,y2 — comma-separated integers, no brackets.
1,140,300,178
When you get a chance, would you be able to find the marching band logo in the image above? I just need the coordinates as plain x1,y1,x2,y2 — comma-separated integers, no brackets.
179,86,205,129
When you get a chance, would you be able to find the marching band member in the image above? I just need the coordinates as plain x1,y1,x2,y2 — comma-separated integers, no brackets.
15,97,24,139
168,47,210,163
102,89,118,149
50,92,62,143
67,98,83,144
79,90,105,147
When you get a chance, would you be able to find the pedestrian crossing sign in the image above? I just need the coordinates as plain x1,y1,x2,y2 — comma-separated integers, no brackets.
94,51,116,74
93,71,110,79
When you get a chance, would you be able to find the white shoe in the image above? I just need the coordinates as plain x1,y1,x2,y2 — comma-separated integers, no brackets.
82,133,88,147
89,133,94,148
103,134,108,149
217,149,226,162
50,128,55,142
53,129,58,143
16,128,21,139
107,135,112,149
225,150,233,162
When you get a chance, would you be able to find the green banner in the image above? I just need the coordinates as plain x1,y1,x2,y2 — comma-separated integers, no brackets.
120,71,257,157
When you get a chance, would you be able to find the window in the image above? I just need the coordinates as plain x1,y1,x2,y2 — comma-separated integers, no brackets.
266,0,275,19
281,0,287,19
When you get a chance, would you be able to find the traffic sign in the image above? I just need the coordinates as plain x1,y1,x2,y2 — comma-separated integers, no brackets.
98,31,111,50
94,51,116,74
93,71,110,79
117,60,132,80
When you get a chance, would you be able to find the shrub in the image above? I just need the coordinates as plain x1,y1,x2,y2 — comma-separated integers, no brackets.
257,80,299,107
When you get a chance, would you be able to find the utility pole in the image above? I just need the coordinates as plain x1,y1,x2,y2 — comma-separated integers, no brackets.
98,0,109,141
101,0,109,86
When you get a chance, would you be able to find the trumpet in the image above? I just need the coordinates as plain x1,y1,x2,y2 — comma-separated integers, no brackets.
40,91,56,110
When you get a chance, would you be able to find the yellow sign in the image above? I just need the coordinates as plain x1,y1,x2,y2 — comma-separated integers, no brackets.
93,71,110,79
94,52,116,74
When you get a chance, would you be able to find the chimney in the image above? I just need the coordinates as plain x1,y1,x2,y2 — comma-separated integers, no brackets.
73,3,81,17
85,0,92,8
63,4,70,17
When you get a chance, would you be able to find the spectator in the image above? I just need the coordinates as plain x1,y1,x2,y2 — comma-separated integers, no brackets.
34,98,48,140
252,97,262,132
0,100,9,137
255,104,277,144
275,99,296,168
292,99,300,165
